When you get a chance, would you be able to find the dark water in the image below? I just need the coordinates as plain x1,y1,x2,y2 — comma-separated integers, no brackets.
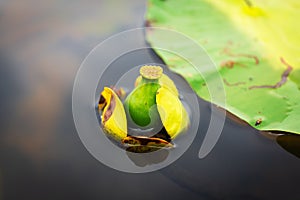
1,0,300,199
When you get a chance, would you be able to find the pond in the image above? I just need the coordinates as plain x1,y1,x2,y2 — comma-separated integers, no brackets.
0,0,299,199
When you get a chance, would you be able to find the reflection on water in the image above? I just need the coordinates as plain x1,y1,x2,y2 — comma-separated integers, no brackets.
1,0,300,199
126,149,169,167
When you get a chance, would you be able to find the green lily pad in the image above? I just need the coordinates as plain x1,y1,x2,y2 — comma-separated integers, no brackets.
146,0,300,134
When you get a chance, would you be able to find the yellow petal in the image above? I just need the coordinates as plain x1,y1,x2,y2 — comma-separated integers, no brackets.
159,74,179,96
156,86,189,139
99,87,127,141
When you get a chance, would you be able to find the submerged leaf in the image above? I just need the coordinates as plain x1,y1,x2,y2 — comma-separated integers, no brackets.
277,134,300,158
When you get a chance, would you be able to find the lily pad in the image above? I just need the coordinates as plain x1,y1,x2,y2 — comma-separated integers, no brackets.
146,0,300,134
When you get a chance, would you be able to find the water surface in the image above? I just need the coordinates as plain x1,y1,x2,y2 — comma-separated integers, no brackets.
0,0,300,199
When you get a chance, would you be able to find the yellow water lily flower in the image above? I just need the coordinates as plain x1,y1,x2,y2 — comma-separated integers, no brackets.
98,66,190,152
126,65,189,138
